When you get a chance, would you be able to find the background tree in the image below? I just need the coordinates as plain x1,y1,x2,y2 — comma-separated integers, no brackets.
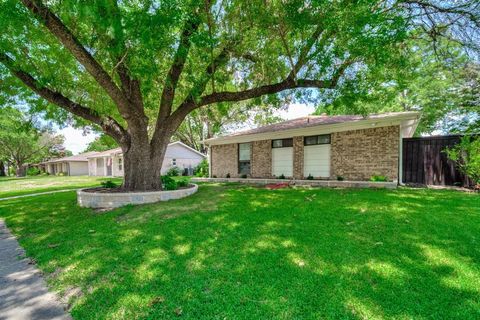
84,134,119,152
0,0,478,190
0,107,64,176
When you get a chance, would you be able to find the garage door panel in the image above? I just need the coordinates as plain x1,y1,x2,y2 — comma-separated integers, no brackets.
304,145,330,178
272,148,293,177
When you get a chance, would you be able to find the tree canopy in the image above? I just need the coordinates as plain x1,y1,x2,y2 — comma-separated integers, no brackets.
0,106,64,176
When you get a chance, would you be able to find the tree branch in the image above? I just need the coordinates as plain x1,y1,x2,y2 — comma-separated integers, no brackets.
20,0,134,119
158,8,203,122
0,52,128,144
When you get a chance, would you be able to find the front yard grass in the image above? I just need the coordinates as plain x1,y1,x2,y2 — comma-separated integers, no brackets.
0,175,123,198
0,184,479,319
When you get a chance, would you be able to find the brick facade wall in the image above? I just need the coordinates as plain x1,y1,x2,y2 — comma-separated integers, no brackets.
293,136,304,179
211,143,238,178
210,125,400,181
331,126,399,181
251,140,272,178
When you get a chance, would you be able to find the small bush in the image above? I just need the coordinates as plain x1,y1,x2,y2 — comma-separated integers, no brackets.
194,159,209,177
57,171,66,176
161,175,178,190
177,178,189,188
370,175,388,182
241,174,248,179
306,174,314,180
445,136,480,186
27,167,41,176
278,174,286,179
101,180,118,188
337,176,344,181
226,173,231,178
166,166,181,177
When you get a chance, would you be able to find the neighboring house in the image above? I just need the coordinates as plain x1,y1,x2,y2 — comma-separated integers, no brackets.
87,141,206,177
42,152,99,176
204,112,420,183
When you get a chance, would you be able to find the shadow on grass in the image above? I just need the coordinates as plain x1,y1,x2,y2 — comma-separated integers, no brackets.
0,184,479,319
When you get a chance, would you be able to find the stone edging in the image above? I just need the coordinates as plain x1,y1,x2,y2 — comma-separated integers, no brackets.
77,184,198,208
191,178,397,189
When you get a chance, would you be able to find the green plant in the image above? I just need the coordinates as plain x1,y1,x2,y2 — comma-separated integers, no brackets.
226,173,231,178
161,175,178,190
177,178,189,188
241,174,248,179
101,180,118,188
445,136,480,186
370,175,388,182
306,174,314,180
194,159,209,177
337,176,344,181
57,172,66,176
166,166,181,177
278,174,286,179
27,167,41,176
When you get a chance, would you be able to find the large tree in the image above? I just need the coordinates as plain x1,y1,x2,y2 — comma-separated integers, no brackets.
0,107,64,176
0,1,478,190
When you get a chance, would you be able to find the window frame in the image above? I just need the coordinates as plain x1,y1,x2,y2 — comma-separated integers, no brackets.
238,143,252,175
271,138,293,148
304,134,331,146
118,157,123,171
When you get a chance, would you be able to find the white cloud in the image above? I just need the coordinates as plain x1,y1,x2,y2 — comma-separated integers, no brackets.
58,127,97,155
276,103,316,119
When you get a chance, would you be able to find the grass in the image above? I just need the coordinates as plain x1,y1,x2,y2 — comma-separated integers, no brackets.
0,183,479,319
0,175,123,198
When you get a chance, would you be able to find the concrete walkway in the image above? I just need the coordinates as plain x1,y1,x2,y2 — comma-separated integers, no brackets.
0,189,77,202
0,220,71,320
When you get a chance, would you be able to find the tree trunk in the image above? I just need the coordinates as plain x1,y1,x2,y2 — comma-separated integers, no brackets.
121,131,171,191
16,163,26,177
0,161,5,176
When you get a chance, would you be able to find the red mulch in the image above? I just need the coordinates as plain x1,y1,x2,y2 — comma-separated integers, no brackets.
265,183,290,190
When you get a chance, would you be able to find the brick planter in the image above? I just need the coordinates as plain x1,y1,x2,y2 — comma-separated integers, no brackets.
77,184,198,209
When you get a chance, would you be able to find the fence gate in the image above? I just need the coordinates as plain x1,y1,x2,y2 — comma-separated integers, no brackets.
402,135,471,186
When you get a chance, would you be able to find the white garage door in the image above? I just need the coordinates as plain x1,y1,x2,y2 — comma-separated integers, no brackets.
272,147,293,177
304,144,330,178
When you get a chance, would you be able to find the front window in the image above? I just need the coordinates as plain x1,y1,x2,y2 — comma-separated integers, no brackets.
272,138,293,148
304,134,331,146
238,143,251,175
118,158,123,171
172,158,177,166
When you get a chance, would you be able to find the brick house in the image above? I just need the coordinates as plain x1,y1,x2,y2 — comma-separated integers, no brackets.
204,112,420,183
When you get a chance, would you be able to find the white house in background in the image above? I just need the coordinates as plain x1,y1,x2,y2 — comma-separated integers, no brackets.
87,141,206,177
42,152,98,176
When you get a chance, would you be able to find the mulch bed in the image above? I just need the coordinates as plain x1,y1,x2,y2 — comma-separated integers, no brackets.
265,183,290,190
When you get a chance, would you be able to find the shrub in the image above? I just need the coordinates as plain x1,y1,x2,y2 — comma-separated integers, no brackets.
226,173,231,178
177,178,189,188
27,167,41,176
370,175,388,182
101,180,118,188
337,176,344,181
306,174,314,180
57,171,66,176
161,175,178,190
241,174,248,178
445,136,480,186
194,159,209,177
278,174,286,179
166,166,181,177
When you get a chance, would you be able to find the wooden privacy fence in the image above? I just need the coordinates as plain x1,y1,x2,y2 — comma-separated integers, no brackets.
402,135,472,186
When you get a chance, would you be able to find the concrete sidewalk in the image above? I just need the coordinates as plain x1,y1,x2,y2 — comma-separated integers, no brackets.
0,220,71,320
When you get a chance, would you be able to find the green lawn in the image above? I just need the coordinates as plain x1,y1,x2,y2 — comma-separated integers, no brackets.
0,184,479,319
0,175,122,198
